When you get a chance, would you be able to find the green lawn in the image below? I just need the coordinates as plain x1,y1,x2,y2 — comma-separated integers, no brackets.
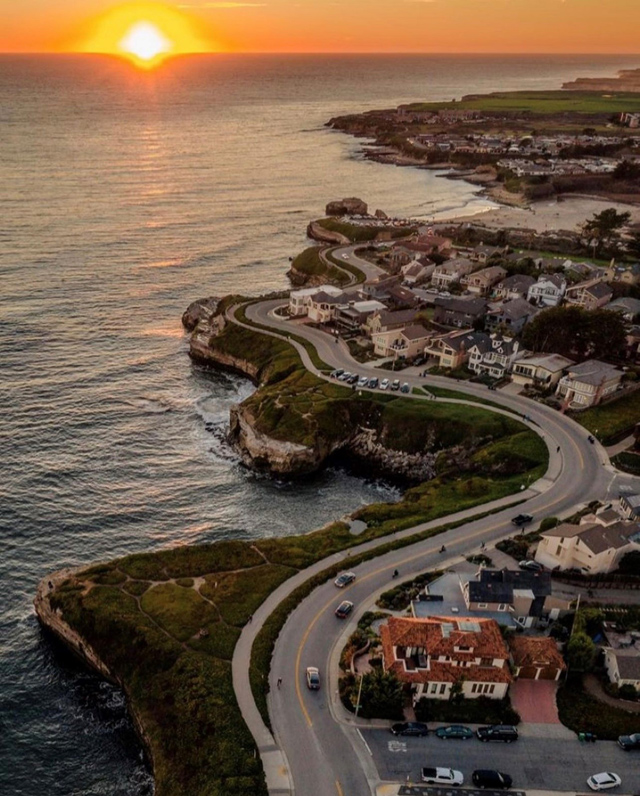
290,245,350,286
557,676,640,739
573,390,640,444
406,91,640,115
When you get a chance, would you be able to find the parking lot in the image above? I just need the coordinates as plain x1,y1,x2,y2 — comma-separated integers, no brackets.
364,729,640,793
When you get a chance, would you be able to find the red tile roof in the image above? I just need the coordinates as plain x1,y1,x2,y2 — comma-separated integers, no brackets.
509,636,566,670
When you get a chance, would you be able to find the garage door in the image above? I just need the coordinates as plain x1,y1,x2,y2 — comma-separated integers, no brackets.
518,666,538,679
538,667,559,680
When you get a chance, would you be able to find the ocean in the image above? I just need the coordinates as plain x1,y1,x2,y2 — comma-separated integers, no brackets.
1,53,638,794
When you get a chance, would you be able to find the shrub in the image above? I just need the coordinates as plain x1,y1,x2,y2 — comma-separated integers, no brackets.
557,676,640,739
540,517,560,532
415,695,520,725
618,684,639,701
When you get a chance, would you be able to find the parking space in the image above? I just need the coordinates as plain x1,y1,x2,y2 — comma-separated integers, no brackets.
397,789,524,796
363,728,640,793
510,680,561,724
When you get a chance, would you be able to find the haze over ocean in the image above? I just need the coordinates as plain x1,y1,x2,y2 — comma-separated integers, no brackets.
1,53,638,794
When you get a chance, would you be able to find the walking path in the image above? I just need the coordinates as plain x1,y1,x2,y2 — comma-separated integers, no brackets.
583,674,640,714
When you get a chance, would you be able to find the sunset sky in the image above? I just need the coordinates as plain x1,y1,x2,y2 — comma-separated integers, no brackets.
2,0,640,55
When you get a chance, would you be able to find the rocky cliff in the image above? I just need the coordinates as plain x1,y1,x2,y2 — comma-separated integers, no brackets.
563,68,640,92
182,296,220,331
306,221,350,246
325,197,368,216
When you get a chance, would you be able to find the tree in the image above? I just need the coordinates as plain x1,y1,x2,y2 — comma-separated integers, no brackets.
566,632,597,672
618,684,638,701
357,669,404,720
583,208,631,253
618,550,640,575
626,231,640,260
614,160,640,181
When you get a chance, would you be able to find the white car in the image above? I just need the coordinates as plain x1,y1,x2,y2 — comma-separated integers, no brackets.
334,571,356,588
341,254,349,260
379,378,390,390
421,767,464,786
587,773,622,791
357,376,369,388
306,666,320,690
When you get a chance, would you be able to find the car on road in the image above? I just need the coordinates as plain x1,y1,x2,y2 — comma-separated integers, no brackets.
435,725,474,740
400,383,410,394
519,559,543,572
335,600,354,618
306,667,320,690
341,254,349,260
476,725,519,743
511,513,533,527
334,571,356,588
391,379,400,391
390,722,429,737
357,376,369,388
330,369,344,379
380,378,390,390
421,767,464,786
472,770,513,789
618,733,640,751
368,377,379,389
587,773,622,791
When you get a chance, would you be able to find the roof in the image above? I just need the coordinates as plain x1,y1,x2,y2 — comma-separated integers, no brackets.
585,281,613,300
609,651,640,681
374,308,419,327
564,359,622,386
433,329,489,352
469,568,552,606
496,274,536,292
534,273,566,289
541,521,640,555
606,297,640,315
514,353,575,372
350,300,387,313
402,324,431,341
509,636,566,670
434,296,488,316
490,297,538,323
466,265,508,282
623,494,640,510
311,290,347,305
434,257,475,274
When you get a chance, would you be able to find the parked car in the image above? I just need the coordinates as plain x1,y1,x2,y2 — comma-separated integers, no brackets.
587,773,622,791
346,374,358,384
511,513,533,527
435,725,474,740
400,383,410,394
391,379,400,391
306,667,320,690
357,376,369,388
368,377,379,389
519,560,543,572
338,371,351,381
330,369,344,379
335,600,354,618
472,770,513,790
618,733,640,751
380,378,390,390
390,721,429,737
421,767,464,786
334,571,356,588
476,725,518,743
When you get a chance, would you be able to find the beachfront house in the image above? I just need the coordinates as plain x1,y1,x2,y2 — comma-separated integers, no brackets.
425,329,487,370
289,284,344,317
534,520,640,574
467,334,524,379
511,353,575,389
372,324,431,359
555,359,623,407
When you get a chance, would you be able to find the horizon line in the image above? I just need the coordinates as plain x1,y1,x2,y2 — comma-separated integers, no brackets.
1,50,640,57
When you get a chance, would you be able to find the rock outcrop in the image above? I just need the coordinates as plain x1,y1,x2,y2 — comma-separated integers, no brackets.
563,69,640,93
181,297,219,331
306,221,350,245
349,427,437,482
325,197,368,217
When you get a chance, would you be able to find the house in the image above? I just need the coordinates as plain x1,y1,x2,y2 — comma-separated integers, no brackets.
461,265,508,296
467,334,524,379
372,324,430,359
511,353,575,389
620,494,640,521
335,300,387,334
492,274,536,301
380,616,511,703
426,329,487,370
307,290,348,324
463,568,571,627
431,258,477,289
401,258,435,286
527,274,567,307
509,636,566,681
604,263,640,287
564,278,613,310
360,273,402,301
604,297,640,322
604,650,640,692
555,359,623,407
534,520,640,574
288,284,343,317
386,283,421,309
366,308,419,336
471,245,508,264
433,296,487,328
485,298,539,335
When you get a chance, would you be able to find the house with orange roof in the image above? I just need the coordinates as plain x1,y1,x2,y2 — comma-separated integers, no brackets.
509,636,566,681
380,616,511,703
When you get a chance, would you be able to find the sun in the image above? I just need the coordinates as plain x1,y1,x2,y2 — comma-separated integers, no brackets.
78,2,215,68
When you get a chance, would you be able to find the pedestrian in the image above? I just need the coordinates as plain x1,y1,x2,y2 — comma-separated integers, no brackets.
248,614,253,623
556,445,561,453
480,541,485,550
277,678,282,689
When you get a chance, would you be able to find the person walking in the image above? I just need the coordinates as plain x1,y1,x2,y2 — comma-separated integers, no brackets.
277,677,282,689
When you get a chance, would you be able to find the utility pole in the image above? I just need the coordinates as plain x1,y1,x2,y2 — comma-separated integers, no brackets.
354,672,364,719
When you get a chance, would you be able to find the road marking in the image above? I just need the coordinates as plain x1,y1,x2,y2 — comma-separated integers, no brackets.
335,779,344,796
356,728,373,756
388,740,407,753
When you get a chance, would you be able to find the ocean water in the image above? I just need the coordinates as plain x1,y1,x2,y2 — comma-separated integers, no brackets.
1,53,639,794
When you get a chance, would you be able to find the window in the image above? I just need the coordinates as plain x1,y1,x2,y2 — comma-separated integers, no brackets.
430,683,438,694
556,544,563,557
471,683,478,693
488,685,495,694
498,604,507,612
477,603,488,609
439,684,447,695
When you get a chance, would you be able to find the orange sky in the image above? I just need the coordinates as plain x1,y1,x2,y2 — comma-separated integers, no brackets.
2,0,640,54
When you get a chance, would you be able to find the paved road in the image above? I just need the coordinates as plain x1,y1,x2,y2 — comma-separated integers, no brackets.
229,296,640,796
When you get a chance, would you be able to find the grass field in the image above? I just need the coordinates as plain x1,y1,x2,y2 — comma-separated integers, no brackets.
290,245,350,286
573,389,640,444
406,91,640,115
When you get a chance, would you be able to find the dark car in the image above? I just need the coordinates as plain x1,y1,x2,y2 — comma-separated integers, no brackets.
346,374,358,385
368,377,379,389
330,369,344,379
472,770,513,789
618,733,640,751
476,725,519,743
511,513,533,527
435,724,474,740
335,600,354,619
390,721,429,737
400,383,410,394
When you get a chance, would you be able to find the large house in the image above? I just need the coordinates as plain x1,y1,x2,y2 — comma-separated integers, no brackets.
463,568,570,628
564,278,613,310
485,298,539,335
604,297,640,323
431,258,477,289
401,258,435,285
460,265,508,296
426,329,487,370
467,334,524,379
471,244,508,264
433,296,487,328
534,520,640,574
527,274,567,307
492,273,536,301
380,616,511,702
604,263,640,287
307,290,348,324
372,324,430,359
555,359,623,407
366,308,419,336
289,284,343,317
511,353,575,389
335,300,387,334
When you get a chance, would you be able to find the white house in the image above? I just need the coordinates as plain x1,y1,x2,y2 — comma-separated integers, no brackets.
534,520,640,574
511,353,575,389
288,284,344,317
467,334,524,378
604,650,640,692
527,274,567,307
307,290,348,324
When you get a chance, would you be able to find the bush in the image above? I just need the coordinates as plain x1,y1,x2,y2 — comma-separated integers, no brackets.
415,695,520,725
618,684,639,701
557,676,640,739
540,517,560,532
339,669,404,719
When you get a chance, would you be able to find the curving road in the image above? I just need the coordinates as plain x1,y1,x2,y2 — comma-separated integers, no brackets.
230,291,640,796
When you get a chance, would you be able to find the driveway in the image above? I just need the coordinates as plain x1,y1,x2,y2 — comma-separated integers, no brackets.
510,679,561,724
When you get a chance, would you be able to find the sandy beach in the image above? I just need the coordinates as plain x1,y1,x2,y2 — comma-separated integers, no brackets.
444,196,640,234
